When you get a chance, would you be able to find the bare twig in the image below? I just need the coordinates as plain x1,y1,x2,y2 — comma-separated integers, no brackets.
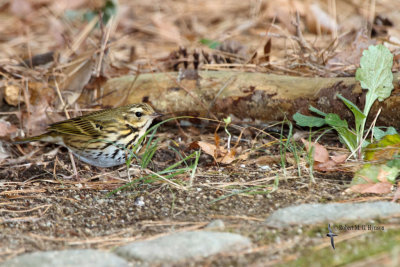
54,80,79,179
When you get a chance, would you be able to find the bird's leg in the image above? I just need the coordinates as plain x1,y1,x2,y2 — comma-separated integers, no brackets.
68,151,79,180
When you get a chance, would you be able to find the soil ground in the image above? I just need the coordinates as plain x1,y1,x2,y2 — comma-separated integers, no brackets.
1,126,365,265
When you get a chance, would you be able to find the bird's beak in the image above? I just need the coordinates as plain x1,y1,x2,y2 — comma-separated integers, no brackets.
151,112,164,118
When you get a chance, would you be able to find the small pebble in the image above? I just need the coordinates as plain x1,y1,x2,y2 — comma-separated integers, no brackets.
134,196,145,207
260,165,271,171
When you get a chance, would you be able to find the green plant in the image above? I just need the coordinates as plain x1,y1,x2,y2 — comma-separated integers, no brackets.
293,44,394,159
127,126,160,170
305,132,316,183
199,38,221,49
278,120,302,177
108,149,200,196
106,116,202,195
84,0,118,25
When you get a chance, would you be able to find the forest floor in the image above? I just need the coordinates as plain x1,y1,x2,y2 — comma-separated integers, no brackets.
1,0,400,266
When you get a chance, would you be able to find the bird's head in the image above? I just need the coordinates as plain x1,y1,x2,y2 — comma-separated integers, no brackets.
123,103,163,128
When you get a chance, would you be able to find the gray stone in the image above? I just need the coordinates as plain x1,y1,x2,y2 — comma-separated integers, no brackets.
115,231,251,263
1,249,129,267
265,201,400,228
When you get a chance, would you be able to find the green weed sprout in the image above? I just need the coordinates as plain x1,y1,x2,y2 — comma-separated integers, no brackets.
293,44,394,159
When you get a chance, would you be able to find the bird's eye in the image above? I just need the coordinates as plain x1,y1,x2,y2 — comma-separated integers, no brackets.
135,112,143,118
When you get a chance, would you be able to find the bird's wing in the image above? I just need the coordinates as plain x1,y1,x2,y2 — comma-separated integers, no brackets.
48,111,114,136
330,237,335,249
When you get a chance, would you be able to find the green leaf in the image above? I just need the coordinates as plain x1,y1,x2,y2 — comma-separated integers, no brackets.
336,94,363,115
336,136,368,150
141,139,159,169
336,93,365,133
325,113,357,152
387,157,400,169
83,11,96,22
373,127,398,140
308,105,327,117
324,113,348,128
83,0,118,25
336,129,358,153
373,127,386,141
125,155,132,168
102,0,118,24
385,127,398,135
293,112,326,127
364,134,400,161
200,38,221,49
352,163,399,185
223,116,231,125
355,44,394,102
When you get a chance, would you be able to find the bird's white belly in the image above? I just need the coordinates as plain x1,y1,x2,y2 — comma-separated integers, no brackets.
70,144,132,168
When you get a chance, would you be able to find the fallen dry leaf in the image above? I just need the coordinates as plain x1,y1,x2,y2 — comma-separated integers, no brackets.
350,164,396,194
196,141,217,157
191,141,248,164
252,153,297,166
252,155,281,166
314,161,337,172
58,56,95,109
28,81,56,105
4,84,23,106
0,141,11,163
219,150,236,164
0,119,18,137
331,153,348,163
22,98,65,136
364,134,400,161
349,182,392,194
302,139,348,171
301,138,329,163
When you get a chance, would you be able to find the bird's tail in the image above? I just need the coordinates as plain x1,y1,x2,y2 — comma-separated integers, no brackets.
13,134,47,144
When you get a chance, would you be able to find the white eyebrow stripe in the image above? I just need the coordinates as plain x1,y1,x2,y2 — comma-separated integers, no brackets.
130,108,143,112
